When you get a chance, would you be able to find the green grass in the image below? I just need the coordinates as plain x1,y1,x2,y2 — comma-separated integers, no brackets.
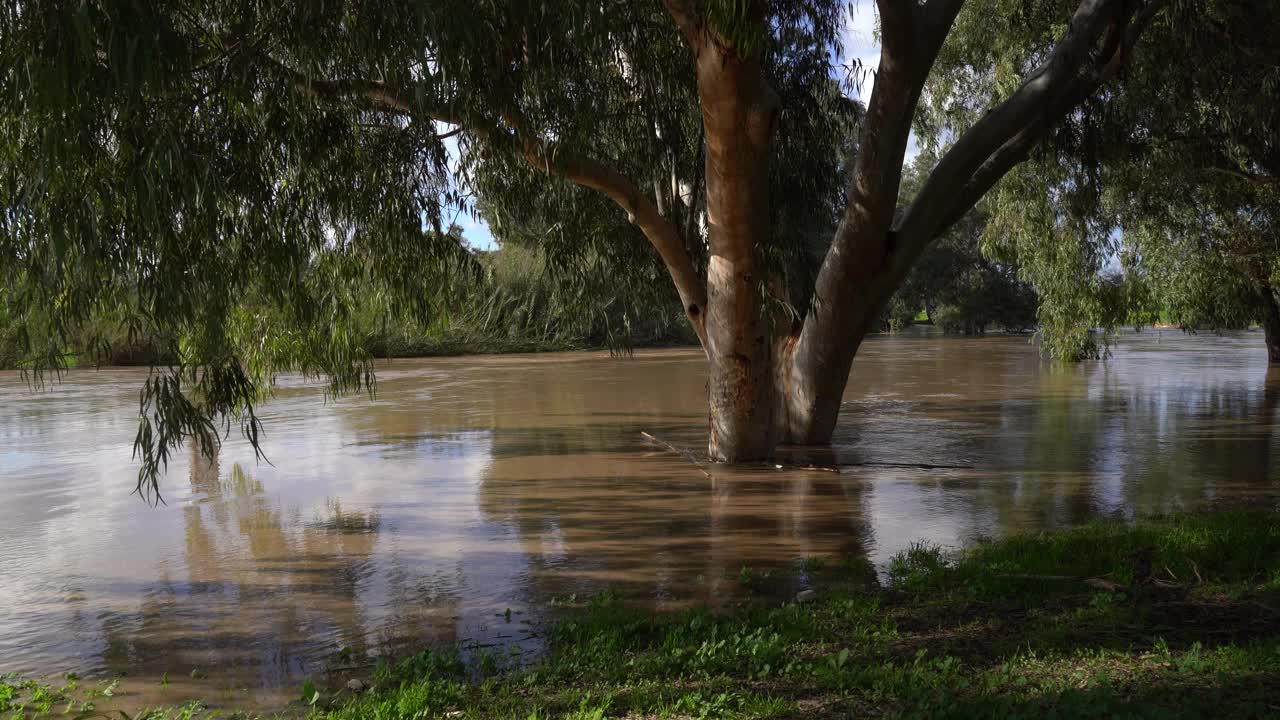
890,510,1280,597
6,512,1280,719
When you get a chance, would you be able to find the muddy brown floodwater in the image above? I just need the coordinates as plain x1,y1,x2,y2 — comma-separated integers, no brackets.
2,331,1278,709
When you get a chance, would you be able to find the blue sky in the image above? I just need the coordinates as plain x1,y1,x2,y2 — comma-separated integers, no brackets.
442,151,498,250
452,2,888,252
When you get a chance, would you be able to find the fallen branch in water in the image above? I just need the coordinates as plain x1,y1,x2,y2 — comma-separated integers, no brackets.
842,461,976,470
741,460,838,473
640,432,712,477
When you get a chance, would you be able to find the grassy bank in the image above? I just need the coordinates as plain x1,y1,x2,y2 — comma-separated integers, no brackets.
6,512,1280,719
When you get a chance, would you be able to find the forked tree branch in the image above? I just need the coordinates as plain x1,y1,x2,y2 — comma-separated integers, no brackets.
514,134,710,347
812,0,963,304
789,0,1167,427
896,0,1169,249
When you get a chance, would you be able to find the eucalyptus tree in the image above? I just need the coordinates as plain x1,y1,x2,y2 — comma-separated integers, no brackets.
1,0,1170,496
925,0,1279,360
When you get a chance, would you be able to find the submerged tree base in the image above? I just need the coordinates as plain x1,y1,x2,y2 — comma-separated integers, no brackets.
7,512,1280,719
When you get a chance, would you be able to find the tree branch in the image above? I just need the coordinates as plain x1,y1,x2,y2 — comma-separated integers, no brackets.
435,126,465,142
1207,165,1280,185
896,0,1168,251
786,0,1166,426
514,132,709,348
267,57,710,349
811,0,963,305
875,0,916,49
263,54,466,125
923,0,968,31
304,77,418,115
662,0,703,50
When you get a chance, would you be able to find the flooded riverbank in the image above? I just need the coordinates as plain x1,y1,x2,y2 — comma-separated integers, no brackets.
1,330,1277,708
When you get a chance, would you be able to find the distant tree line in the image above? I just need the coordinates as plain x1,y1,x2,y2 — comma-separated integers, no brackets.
0,230,694,370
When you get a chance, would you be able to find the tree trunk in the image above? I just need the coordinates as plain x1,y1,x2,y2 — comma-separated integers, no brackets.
696,39,782,462
1259,282,1280,364
1247,261,1280,364
780,285,896,445
656,0,1164,462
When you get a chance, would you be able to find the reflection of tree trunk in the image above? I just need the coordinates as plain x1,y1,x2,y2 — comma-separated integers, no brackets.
1266,367,1280,418
189,443,221,497
705,470,871,599
1260,286,1280,364
1263,367,1280,481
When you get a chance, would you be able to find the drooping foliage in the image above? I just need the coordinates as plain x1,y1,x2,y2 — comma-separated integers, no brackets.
2,0,1190,479
427,242,697,354
464,3,859,327
923,0,1280,357
0,1,491,498
887,155,1038,335
0,0,853,495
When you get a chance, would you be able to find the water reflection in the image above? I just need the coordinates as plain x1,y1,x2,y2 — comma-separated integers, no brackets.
476,453,871,606
76,451,390,704
840,333,1280,549
0,335,1278,708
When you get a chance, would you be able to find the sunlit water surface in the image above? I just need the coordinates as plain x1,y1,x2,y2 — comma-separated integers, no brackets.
2,331,1278,708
